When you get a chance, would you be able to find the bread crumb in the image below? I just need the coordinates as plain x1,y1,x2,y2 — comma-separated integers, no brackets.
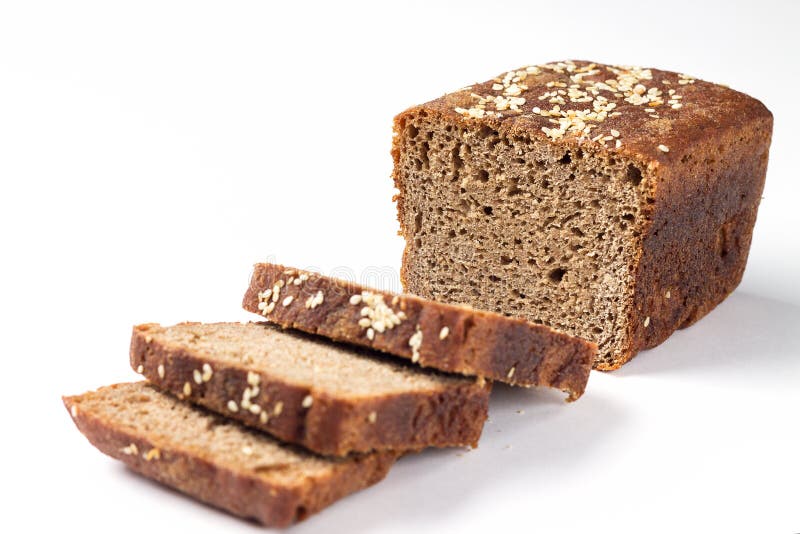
70,405,78,418
665,290,671,299
121,443,138,455
242,446,253,456
143,448,161,461
144,335,153,343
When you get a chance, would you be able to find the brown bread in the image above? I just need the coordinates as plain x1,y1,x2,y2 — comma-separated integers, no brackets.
392,60,772,369
242,262,595,400
130,322,491,455
63,382,397,527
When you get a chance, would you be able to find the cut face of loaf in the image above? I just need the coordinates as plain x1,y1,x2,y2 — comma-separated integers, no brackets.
131,322,491,455
63,382,397,527
242,262,595,399
392,60,772,369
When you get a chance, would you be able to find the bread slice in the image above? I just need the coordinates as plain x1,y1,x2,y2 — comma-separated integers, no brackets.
130,322,491,456
63,382,397,527
392,60,772,369
241,262,595,400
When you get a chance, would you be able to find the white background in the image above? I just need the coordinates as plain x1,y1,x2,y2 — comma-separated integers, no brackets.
1,1,798,532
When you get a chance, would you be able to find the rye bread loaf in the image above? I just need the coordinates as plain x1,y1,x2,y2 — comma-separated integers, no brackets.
392,60,773,370
63,382,397,527
131,322,491,455
242,262,595,400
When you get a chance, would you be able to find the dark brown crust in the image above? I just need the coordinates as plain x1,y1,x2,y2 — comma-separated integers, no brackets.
391,60,773,370
131,323,492,455
621,114,772,368
63,384,397,527
242,263,595,400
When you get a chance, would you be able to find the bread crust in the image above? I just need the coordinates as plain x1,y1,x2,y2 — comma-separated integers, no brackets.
241,263,595,400
391,60,772,370
131,323,492,455
63,384,397,527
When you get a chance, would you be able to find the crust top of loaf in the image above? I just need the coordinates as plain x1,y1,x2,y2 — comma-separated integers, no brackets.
398,59,771,162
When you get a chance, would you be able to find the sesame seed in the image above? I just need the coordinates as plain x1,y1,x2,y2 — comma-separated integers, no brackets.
136,364,144,374
358,318,371,328
143,448,161,461
70,406,78,418
368,411,377,424
157,364,165,379
202,363,213,382
193,369,203,384
439,326,450,340
644,316,651,327
242,446,253,456
366,328,375,340
121,443,138,456
349,294,362,305
273,401,283,415
610,129,620,137
247,371,261,386
665,291,671,299
249,404,262,414
507,366,516,379
658,144,669,152
302,395,313,408
183,382,192,396
227,400,239,412
144,335,153,343
259,411,269,424
409,326,423,363
282,295,294,307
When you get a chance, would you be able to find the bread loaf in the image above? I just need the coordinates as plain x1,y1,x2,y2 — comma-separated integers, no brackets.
392,60,772,369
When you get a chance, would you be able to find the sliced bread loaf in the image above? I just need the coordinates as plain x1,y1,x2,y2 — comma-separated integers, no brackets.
242,262,595,400
63,382,397,527
130,322,491,456
392,60,772,369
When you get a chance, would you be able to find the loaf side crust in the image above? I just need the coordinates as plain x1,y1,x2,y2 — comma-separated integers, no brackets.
63,384,396,527
131,323,491,455
619,113,772,368
242,263,595,400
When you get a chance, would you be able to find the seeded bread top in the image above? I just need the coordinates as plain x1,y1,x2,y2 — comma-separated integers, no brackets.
399,59,771,163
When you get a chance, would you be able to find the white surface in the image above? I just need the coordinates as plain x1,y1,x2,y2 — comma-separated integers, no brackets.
1,1,798,532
